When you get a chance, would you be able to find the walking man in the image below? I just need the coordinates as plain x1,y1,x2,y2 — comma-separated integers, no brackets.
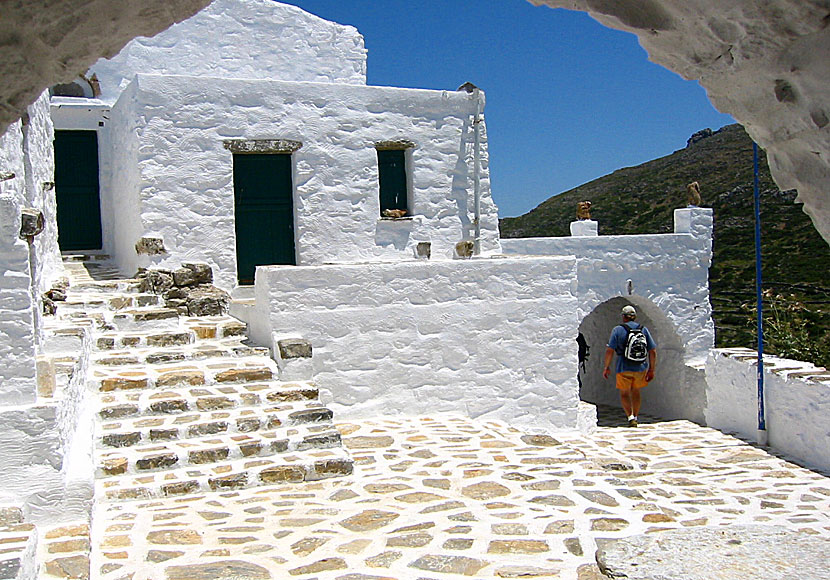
602,305,657,427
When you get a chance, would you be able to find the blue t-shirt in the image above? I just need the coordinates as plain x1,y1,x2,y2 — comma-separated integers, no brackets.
608,322,656,374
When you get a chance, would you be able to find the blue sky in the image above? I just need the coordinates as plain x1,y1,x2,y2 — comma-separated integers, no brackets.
282,0,735,217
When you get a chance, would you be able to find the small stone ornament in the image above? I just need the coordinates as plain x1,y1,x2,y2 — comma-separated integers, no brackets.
135,237,166,255
576,201,592,220
455,240,474,258
382,209,407,218
686,181,702,206
19,208,45,240
415,241,431,259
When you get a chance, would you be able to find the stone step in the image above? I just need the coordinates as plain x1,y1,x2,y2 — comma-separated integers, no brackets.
96,447,353,502
97,380,320,421
109,307,180,331
56,303,183,332
61,252,111,261
98,398,332,449
91,358,278,393
97,420,341,477
54,311,109,330
60,292,162,312
66,279,141,294
93,317,246,351
0,522,37,579
91,339,269,367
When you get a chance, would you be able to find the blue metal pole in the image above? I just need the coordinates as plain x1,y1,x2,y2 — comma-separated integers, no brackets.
753,142,766,432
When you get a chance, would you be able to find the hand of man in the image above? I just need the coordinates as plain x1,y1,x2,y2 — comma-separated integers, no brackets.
645,368,655,382
603,367,610,380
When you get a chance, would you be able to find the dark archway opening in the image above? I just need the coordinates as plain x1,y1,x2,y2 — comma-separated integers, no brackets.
578,296,690,424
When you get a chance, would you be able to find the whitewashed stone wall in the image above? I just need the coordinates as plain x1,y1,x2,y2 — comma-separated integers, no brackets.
90,0,367,106
109,74,500,289
706,348,830,474
0,92,89,522
101,84,144,279
501,208,714,422
23,93,63,311
0,120,38,404
251,257,580,432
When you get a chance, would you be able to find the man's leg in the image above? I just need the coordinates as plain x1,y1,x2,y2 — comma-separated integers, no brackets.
631,387,641,417
619,387,634,418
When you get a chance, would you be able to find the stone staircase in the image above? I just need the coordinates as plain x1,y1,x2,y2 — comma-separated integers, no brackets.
0,508,37,580
56,256,352,504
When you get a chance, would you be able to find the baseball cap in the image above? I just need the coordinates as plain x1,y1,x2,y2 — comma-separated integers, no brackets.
621,305,636,317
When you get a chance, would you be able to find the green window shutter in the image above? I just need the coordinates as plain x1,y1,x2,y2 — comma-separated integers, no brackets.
377,149,408,214
233,153,296,285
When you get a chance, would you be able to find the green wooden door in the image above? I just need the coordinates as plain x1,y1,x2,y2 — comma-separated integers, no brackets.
233,153,296,285
54,130,102,250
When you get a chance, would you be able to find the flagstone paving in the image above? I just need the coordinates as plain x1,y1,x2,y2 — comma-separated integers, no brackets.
89,409,830,580
44,256,830,579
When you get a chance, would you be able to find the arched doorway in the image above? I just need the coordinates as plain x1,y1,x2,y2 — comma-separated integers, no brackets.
578,296,698,423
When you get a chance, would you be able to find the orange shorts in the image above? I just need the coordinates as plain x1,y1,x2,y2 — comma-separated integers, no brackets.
616,371,649,391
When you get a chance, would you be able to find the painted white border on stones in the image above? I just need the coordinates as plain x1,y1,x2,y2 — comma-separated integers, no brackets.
252,256,580,432
103,74,500,289
706,348,830,474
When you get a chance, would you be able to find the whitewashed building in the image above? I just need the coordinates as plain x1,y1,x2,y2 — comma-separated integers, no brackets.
8,0,827,528
1,0,715,453
49,0,501,290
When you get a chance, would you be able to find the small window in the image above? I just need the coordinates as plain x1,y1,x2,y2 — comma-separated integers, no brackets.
377,149,408,217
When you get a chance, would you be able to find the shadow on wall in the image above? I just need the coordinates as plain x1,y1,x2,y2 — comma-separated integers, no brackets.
578,296,694,422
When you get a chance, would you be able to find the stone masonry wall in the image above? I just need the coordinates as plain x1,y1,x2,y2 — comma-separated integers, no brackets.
115,74,500,289
252,256,580,432
706,348,830,474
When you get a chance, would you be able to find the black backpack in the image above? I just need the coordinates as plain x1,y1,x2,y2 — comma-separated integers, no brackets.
617,323,649,363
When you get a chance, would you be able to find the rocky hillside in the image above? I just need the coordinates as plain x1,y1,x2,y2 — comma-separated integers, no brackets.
500,124,830,367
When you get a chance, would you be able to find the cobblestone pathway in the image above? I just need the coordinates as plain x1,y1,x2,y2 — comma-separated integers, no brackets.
91,410,830,580
36,257,830,579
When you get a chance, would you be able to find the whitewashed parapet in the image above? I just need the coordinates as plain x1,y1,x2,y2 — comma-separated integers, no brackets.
570,220,598,236
501,207,714,364
252,256,580,431
706,348,830,474
0,120,37,405
100,80,143,279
